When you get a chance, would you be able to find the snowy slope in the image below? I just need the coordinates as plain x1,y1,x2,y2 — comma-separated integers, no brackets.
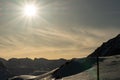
63,55,120,80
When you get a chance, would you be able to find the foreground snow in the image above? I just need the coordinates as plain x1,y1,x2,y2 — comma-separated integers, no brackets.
63,55,120,80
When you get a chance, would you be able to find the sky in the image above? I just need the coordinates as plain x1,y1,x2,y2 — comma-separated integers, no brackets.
0,0,120,59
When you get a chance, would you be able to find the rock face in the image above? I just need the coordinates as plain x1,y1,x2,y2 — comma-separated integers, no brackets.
0,61,11,80
88,34,120,57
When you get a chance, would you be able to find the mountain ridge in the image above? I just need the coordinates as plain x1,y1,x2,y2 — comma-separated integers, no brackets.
88,34,120,57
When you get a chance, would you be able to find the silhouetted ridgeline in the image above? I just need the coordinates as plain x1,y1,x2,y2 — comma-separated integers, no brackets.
88,34,120,57
0,58,67,76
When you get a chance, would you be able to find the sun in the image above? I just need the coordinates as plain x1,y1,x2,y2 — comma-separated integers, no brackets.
23,4,38,17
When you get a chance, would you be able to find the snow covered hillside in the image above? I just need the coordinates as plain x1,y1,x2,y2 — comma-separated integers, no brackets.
63,55,120,80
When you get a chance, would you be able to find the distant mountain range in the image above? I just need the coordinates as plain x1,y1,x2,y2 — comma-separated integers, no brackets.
0,58,67,80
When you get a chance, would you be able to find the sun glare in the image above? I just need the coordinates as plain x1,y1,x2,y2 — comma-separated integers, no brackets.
23,4,37,17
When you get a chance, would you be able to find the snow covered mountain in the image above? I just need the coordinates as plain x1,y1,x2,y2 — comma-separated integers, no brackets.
62,55,120,80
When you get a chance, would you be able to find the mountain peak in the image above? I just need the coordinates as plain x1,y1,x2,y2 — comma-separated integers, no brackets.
88,34,120,57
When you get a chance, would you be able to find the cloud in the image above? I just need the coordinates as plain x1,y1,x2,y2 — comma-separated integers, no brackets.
0,23,119,59
0,0,120,59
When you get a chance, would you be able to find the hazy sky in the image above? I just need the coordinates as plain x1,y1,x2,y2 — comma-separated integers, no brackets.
0,0,120,59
